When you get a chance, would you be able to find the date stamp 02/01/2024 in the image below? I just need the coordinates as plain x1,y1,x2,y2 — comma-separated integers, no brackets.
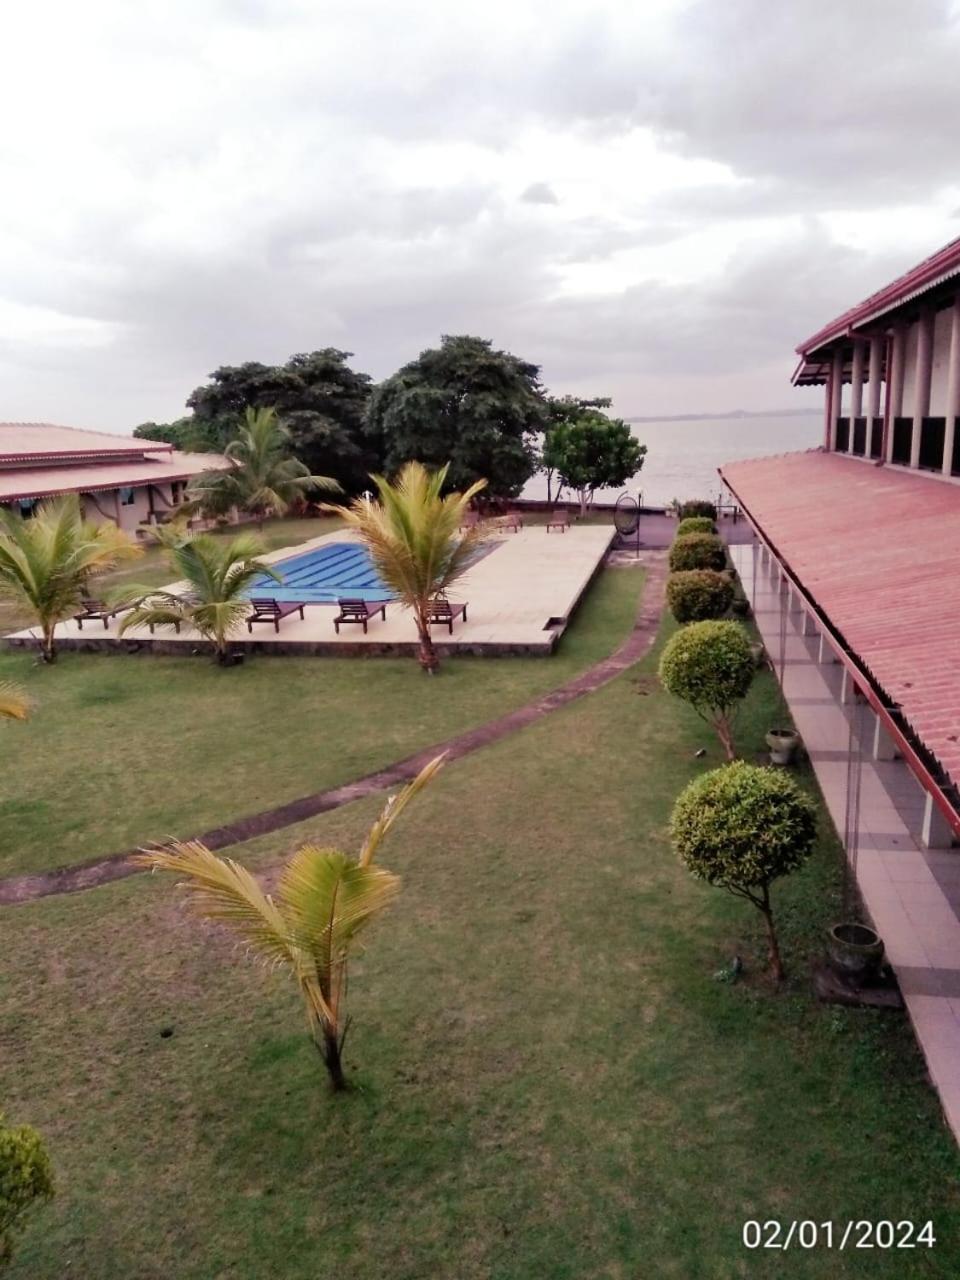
742,1220,937,1252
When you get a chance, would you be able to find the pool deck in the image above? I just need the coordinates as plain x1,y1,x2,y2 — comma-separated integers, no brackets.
5,524,616,658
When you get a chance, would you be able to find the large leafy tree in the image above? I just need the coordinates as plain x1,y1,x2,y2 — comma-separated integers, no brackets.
0,497,141,663
541,395,612,503
186,349,378,493
326,461,487,673
187,407,339,527
370,335,546,499
137,755,443,1091
541,408,646,516
133,417,235,453
117,528,280,664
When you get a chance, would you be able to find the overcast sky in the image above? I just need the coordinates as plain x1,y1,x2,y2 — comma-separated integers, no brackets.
3,0,960,432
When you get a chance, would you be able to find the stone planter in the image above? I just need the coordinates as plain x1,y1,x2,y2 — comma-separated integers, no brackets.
766,728,798,764
827,922,885,985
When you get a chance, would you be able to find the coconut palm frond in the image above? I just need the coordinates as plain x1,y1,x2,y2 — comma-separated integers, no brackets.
358,754,446,867
190,407,340,523
323,462,487,671
278,847,401,989
0,682,33,722
136,840,296,968
0,495,141,661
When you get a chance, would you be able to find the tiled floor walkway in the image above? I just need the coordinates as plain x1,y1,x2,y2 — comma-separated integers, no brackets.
730,540,960,1142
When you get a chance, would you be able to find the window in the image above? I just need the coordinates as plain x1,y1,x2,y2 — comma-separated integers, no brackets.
119,487,136,506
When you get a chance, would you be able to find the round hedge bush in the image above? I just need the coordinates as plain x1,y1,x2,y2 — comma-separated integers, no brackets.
678,500,717,520
658,620,754,756
668,532,726,572
669,760,817,890
676,516,716,536
666,570,734,623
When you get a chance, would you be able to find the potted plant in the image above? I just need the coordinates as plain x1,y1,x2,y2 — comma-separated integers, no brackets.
766,728,798,764
826,922,885,985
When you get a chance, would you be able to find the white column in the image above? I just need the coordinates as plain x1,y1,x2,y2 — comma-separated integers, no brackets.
801,611,816,636
840,668,857,704
872,717,898,761
866,334,883,421
818,633,836,665
886,325,906,462
943,296,960,477
922,792,955,850
828,348,844,450
910,311,934,468
850,340,865,443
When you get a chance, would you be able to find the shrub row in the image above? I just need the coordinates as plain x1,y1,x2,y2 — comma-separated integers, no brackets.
677,499,717,520
668,531,726,572
666,569,733,623
676,515,716,536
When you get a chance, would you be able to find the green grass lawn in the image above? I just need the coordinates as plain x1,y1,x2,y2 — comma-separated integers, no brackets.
0,563,642,878
2,622,959,1278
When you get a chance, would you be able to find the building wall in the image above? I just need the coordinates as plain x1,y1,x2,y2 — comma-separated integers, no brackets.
930,306,954,416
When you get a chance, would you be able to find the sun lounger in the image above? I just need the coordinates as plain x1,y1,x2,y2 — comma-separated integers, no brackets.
246,597,307,633
427,598,468,632
334,598,388,634
459,510,483,531
73,596,124,630
546,509,570,532
499,512,523,532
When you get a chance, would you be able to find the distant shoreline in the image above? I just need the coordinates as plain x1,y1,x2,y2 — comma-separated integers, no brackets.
625,408,820,424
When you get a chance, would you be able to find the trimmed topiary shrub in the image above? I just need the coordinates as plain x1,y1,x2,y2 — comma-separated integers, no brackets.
676,516,716,536
668,532,726,572
0,1112,54,1269
658,619,754,759
666,570,733,623
678,500,717,520
670,760,817,981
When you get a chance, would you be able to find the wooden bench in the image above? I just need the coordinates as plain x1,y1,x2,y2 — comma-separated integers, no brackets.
459,510,483,532
246,597,307,633
73,597,124,630
427,598,468,633
334,598,388,633
498,512,523,533
546,509,570,533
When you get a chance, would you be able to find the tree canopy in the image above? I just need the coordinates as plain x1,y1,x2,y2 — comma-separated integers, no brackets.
369,335,546,499
541,408,646,514
133,417,235,453
183,349,377,493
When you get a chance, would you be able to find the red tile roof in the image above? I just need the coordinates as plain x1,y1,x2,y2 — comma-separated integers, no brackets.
0,422,171,463
0,452,228,503
797,235,960,355
720,451,960,788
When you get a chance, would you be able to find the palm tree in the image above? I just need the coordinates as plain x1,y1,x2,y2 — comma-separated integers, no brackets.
0,496,141,663
137,754,443,1091
326,462,487,673
0,682,32,721
188,406,340,528
117,529,279,664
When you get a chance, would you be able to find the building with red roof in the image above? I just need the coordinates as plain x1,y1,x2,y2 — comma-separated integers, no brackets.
0,422,229,534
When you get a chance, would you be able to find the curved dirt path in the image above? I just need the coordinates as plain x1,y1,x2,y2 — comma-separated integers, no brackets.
0,555,667,906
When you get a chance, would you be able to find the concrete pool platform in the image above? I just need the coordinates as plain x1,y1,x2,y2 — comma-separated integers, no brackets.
5,524,616,658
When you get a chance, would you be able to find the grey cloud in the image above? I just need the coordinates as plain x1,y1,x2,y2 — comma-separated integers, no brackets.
520,182,559,205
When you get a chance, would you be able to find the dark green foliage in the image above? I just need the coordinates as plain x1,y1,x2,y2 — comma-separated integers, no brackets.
670,761,818,980
678,500,717,520
540,409,646,514
668,532,726,572
0,1112,54,1270
133,418,235,453
541,395,611,502
666,570,733,623
671,761,817,889
369,335,546,498
658,620,754,759
676,516,716,536
185,350,377,494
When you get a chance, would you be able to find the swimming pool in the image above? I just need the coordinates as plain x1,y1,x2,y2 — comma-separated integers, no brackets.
249,542,392,604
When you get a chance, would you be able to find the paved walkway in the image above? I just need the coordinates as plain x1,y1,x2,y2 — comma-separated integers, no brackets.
0,554,667,906
731,540,960,1143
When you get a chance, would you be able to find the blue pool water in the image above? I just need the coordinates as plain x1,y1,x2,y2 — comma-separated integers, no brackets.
249,542,392,604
